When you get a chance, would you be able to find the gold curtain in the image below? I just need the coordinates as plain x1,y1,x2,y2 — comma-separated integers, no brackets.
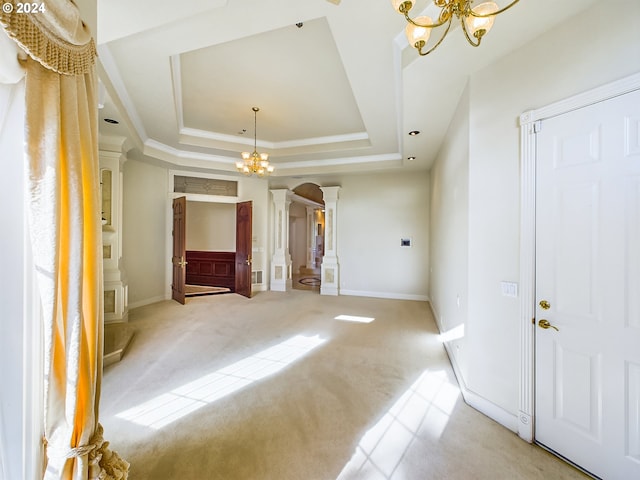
1,2,128,479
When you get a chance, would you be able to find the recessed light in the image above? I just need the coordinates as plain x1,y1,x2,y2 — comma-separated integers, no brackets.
104,118,119,125
408,156,416,161
408,130,420,136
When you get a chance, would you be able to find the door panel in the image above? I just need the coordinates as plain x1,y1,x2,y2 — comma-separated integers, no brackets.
235,201,252,298
172,196,186,304
535,89,640,479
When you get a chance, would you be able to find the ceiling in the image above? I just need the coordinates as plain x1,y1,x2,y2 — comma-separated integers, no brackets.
96,0,598,178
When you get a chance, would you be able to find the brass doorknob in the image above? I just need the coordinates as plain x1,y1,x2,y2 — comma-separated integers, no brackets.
538,319,559,331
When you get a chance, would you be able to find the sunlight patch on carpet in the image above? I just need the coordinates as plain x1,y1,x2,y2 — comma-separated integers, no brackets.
336,369,460,479
116,334,327,430
334,314,375,324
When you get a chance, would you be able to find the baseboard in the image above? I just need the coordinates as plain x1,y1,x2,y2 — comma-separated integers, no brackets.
128,295,167,310
340,289,429,301
429,303,519,434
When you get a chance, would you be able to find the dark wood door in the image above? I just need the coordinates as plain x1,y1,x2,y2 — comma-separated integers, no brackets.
172,196,187,304
235,201,252,298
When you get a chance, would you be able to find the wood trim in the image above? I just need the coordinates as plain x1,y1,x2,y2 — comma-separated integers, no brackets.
186,251,235,290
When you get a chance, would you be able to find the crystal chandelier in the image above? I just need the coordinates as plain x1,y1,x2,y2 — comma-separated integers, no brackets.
236,107,274,177
391,0,520,56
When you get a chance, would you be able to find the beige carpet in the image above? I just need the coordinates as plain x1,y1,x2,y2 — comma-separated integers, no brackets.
100,291,588,480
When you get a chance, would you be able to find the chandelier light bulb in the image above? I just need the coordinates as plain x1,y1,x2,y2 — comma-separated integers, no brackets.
465,1,499,38
391,0,413,14
405,16,432,48
391,0,519,56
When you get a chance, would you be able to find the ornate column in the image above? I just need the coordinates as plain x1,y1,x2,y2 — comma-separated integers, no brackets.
270,189,292,291
320,186,340,296
100,148,129,322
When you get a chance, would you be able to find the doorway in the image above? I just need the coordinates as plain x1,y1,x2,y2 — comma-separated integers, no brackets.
289,183,325,292
520,74,640,480
170,197,252,304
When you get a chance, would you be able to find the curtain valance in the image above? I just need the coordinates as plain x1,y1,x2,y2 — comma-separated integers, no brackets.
0,0,96,75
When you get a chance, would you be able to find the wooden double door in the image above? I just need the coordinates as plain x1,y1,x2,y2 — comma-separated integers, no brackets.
171,197,252,304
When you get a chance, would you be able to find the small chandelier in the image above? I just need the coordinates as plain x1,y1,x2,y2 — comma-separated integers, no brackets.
391,0,520,56
236,107,274,176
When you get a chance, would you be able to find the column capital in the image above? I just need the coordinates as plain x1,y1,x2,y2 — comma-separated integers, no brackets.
320,186,340,202
270,189,292,204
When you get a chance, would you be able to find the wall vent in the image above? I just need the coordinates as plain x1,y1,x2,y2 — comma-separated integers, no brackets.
252,271,263,285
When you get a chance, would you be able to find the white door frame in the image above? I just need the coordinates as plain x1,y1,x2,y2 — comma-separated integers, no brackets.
517,72,640,442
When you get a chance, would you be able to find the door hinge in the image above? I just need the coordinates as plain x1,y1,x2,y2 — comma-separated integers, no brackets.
533,120,542,134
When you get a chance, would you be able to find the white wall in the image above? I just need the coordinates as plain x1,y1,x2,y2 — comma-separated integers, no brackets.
430,0,640,424
338,172,430,299
429,83,470,380
0,79,29,480
186,201,235,251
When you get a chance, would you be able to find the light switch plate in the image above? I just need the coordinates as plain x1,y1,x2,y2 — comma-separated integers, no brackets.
501,281,518,298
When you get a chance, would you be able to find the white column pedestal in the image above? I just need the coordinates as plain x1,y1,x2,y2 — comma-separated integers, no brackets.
320,186,340,296
270,189,292,292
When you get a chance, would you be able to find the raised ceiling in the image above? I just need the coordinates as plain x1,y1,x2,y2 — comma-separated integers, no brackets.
97,0,599,177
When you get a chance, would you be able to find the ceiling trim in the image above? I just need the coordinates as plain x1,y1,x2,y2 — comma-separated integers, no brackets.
144,137,403,175
179,126,369,150
276,153,402,170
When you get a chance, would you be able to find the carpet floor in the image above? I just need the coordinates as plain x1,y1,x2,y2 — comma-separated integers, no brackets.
100,290,588,480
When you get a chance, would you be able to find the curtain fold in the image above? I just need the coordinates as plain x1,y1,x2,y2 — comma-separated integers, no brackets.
1,2,128,479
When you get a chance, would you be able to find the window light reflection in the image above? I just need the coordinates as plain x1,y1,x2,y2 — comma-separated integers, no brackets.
116,334,326,430
337,369,460,479
334,314,375,324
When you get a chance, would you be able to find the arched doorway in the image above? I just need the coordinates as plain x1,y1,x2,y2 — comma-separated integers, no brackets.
270,184,339,295
290,183,324,292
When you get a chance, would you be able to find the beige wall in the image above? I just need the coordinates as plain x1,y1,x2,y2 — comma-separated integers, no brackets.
186,201,235,252
122,159,168,307
429,0,640,425
273,170,430,300
122,165,272,305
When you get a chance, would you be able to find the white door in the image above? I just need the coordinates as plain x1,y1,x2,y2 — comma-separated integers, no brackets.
535,89,640,479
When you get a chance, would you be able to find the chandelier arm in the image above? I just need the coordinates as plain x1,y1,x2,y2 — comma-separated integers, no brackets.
404,11,450,29
417,16,453,56
468,0,520,18
460,16,481,47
